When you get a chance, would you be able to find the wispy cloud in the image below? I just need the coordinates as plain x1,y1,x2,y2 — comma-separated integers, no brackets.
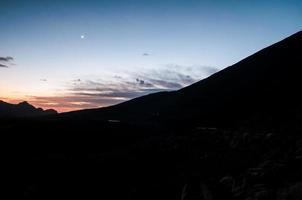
0,56,14,68
0,56,13,62
27,95,123,112
0,64,9,68
27,65,219,112
201,66,220,75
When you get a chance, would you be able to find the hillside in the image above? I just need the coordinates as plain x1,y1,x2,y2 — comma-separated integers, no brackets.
62,31,302,129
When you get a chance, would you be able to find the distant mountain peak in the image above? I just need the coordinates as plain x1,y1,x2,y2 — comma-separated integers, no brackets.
0,100,57,118
17,101,35,108
18,101,30,105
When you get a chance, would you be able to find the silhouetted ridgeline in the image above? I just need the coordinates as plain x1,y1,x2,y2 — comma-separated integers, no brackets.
61,31,302,129
0,100,57,118
5,31,302,199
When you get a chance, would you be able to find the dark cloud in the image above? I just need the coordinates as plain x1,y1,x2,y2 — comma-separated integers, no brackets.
142,53,150,56
0,64,9,68
0,56,13,62
40,79,47,82
0,56,14,68
136,78,154,87
136,78,144,85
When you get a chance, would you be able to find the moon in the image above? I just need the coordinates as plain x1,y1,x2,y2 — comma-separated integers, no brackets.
80,35,85,39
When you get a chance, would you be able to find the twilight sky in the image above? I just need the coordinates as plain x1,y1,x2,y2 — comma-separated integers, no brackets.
0,0,301,112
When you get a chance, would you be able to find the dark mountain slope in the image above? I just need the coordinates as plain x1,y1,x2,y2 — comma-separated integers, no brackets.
13,31,302,200
62,31,302,128
0,100,57,118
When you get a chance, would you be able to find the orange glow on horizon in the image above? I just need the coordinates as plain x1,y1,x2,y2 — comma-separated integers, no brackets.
1,96,105,113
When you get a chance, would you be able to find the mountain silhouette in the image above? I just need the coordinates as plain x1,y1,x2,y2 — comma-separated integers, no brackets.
0,100,57,118
8,31,302,200
62,30,302,128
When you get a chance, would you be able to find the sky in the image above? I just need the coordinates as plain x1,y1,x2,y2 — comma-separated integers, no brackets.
0,0,301,112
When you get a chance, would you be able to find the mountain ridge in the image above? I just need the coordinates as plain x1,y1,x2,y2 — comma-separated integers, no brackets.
59,30,302,128
0,100,57,118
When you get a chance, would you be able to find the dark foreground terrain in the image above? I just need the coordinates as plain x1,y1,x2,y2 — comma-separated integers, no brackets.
15,119,302,200
6,31,302,199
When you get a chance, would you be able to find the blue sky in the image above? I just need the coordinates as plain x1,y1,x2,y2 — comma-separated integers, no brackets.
0,0,301,111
